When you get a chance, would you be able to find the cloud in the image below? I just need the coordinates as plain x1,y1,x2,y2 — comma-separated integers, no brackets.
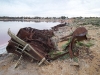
0,0,100,17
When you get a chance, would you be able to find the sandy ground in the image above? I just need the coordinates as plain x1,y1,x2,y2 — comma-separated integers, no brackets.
0,25,100,75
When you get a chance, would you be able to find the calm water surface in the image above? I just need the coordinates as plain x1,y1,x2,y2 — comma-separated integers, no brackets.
0,21,59,45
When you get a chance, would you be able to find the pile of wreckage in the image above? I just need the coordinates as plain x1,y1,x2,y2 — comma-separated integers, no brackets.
6,23,88,68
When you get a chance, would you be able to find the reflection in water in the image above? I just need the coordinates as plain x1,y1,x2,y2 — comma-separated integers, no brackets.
0,21,60,45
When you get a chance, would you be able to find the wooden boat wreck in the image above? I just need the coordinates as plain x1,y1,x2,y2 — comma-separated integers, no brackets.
6,24,88,67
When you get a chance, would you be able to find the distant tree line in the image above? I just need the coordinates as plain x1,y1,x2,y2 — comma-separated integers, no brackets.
0,16,68,20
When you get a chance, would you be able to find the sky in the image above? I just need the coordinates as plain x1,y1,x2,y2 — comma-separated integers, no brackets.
0,0,100,17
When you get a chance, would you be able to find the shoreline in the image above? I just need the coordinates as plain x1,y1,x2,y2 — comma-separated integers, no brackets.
0,24,100,75
0,43,7,54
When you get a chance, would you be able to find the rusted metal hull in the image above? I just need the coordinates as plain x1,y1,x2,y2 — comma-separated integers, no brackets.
7,28,52,65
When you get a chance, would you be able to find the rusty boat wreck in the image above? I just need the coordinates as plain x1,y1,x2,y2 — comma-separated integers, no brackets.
6,23,88,67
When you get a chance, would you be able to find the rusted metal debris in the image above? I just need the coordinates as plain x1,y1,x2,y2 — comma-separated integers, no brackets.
51,23,66,31
6,27,55,61
62,27,88,58
6,24,88,66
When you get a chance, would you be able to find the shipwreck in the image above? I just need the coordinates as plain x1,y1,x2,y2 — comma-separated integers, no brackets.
6,23,88,67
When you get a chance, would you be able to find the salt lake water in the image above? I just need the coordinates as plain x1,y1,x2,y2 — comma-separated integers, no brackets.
0,21,60,54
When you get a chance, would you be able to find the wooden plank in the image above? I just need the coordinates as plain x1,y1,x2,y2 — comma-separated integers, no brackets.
8,29,26,46
15,55,23,68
